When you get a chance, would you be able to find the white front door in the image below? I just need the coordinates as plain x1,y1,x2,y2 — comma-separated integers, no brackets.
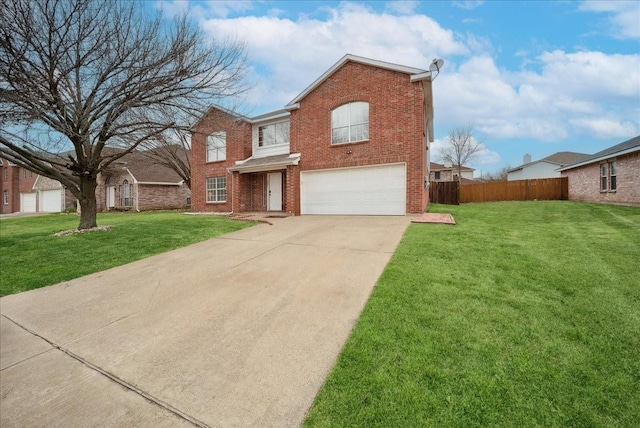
106,186,115,208
267,172,282,211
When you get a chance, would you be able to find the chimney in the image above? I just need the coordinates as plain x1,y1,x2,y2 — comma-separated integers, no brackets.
523,153,531,164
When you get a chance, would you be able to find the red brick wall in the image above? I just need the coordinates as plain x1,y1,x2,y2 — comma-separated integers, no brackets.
1,161,39,213
562,151,640,206
191,109,252,212
137,184,190,210
289,61,428,214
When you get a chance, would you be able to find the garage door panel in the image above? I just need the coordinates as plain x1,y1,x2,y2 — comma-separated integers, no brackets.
41,189,63,212
21,193,36,212
301,164,406,215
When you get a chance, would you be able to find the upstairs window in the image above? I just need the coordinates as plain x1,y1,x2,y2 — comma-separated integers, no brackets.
259,122,289,147
331,102,369,144
207,132,226,162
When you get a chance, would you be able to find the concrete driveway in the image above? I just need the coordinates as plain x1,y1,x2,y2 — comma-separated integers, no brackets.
0,215,410,427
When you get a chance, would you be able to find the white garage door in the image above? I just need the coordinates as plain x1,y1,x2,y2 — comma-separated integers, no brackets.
40,189,63,212
301,163,406,215
21,193,36,212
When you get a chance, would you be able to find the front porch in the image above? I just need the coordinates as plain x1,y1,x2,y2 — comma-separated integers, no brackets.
228,154,301,215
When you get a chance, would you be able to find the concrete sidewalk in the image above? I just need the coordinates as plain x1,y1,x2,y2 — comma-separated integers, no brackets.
1,215,410,427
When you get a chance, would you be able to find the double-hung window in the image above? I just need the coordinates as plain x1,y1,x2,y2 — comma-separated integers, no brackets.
3,190,8,205
610,161,617,190
600,164,608,191
601,161,618,192
259,122,289,147
207,132,226,162
206,177,226,202
331,102,369,144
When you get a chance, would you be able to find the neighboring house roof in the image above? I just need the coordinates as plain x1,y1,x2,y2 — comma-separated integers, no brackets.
285,54,430,109
559,135,640,171
106,150,185,184
508,151,590,173
430,162,475,172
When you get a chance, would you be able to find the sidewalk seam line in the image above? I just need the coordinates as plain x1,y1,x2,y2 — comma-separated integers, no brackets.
2,315,210,428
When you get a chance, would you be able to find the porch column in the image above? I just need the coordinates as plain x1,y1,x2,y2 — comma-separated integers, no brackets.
231,171,241,214
285,165,300,216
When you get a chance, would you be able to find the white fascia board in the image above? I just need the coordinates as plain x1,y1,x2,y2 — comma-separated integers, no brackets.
125,168,138,184
410,72,432,82
286,54,428,107
558,146,640,171
249,109,291,124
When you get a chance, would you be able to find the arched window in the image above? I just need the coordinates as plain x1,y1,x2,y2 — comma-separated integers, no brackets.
331,101,369,144
121,180,132,206
105,176,114,186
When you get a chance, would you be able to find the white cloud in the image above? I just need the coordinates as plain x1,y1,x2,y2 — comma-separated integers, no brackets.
200,2,468,109
579,1,640,39
430,137,501,168
385,1,419,15
434,51,640,143
452,1,485,10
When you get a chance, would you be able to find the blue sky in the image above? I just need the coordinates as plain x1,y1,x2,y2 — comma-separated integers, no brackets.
157,0,640,175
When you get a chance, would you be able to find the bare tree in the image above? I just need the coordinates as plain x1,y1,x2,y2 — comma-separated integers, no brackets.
440,124,481,179
138,128,192,189
481,165,511,181
0,0,247,229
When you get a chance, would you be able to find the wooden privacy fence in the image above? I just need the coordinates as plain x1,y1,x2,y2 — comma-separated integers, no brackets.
459,177,568,203
429,180,460,204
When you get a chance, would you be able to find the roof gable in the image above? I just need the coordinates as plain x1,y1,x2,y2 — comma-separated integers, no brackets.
285,54,428,109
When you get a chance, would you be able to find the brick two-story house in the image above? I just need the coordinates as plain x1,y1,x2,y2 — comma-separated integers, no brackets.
191,54,435,216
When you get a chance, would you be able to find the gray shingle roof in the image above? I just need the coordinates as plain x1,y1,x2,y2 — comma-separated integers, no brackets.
559,135,640,171
508,151,590,172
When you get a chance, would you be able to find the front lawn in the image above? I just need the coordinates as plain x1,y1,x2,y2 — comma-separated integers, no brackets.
305,201,640,427
0,212,254,296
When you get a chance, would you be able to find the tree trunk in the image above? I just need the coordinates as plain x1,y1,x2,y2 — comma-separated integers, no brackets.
77,177,98,230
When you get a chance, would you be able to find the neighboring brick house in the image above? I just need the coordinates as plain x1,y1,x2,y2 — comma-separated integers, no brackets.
96,150,190,211
191,54,435,216
429,162,474,182
558,135,640,206
507,152,589,181
1,158,40,213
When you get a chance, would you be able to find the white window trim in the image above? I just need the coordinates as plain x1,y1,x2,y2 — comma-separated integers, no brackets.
207,132,227,162
206,176,227,203
258,121,290,147
331,102,369,145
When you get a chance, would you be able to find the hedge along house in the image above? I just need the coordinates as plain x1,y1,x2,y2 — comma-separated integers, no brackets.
191,54,436,216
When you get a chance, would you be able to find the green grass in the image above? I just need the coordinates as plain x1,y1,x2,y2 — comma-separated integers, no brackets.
305,201,640,427
0,212,254,296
